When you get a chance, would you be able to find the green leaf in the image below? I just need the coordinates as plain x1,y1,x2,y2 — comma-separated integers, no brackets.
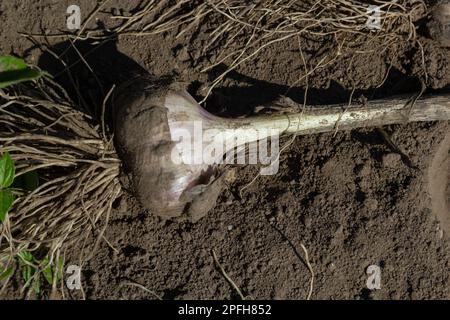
42,257,53,285
18,251,37,283
42,269,53,285
18,251,34,263
22,265,32,282
33,277,41,294
0,55,27,71
57,258,64,281
0,56,43,89
0,190,14,222
0,152,15,189
0,267,14,282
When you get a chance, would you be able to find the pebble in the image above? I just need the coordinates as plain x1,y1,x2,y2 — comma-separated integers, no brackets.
382,153,402,168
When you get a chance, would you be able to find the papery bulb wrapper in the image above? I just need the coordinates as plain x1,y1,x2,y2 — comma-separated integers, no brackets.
113,78,222,219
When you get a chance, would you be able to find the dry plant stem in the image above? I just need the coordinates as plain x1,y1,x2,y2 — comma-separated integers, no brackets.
223,95,450,138
119,282,163,300
299,243,314,300
212,249,246,300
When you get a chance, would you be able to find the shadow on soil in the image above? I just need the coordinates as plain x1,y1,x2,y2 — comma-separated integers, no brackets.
31,38,427,123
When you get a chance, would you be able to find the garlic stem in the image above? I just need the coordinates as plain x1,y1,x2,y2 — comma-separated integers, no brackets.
222,94,450,137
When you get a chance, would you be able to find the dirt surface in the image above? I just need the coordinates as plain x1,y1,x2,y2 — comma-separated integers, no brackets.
1,0,450,299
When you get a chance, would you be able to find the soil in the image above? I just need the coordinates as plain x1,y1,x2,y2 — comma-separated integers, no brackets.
1,0,450,299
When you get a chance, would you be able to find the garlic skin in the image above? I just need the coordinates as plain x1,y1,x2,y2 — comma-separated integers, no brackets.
113,79,223,218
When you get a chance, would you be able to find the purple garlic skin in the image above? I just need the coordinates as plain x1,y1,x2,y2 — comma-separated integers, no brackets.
113,77,223,220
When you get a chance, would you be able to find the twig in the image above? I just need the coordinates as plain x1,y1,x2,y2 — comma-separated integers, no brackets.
120,281,163,300
299,243,314,300
212,249,246,300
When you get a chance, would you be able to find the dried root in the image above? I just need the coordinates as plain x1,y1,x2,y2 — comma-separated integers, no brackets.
25,1,428,97
0,77,121,294
100,0,426,93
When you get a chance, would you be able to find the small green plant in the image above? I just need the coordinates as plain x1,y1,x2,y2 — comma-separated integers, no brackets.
0,266,14,282
0,152,15,223
0,151,40,223
18,251,64,295
0,55,44,89
0,255,14,283
0,152,15,284
0,152,44,290
0,55,43,221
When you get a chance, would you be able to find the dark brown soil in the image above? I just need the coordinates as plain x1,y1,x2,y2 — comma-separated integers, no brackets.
1,0,450,299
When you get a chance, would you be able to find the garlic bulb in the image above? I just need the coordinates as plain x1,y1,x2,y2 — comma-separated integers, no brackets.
114,76,450,220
